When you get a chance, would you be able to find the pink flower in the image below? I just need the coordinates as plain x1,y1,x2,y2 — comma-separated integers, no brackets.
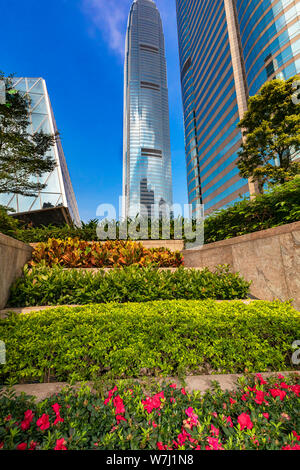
212,412,218,418
237,413,253,431
169,383,177,389
177,429,191,446
262,413,269,420
170,397,176,403
210,425,219,437
152,421,158,428
36,413,50,431
181,388,187,395
54,438,67,451
206,437,223,450
226,416,233,427
17,443,27,450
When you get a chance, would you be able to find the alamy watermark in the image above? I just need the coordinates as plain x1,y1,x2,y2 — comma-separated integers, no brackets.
292,340,300,366
96,198,204,250
0,341,6,365
0,80,6,104
292,79,300,105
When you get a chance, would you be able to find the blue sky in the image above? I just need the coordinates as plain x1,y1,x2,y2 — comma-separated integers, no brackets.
0,0,188,222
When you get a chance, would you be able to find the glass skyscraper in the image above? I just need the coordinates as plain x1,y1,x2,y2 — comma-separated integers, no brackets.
176,0,300,215
0,77,80,225
122,0,173,218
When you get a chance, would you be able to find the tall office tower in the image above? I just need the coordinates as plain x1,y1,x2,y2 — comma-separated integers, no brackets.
0,77,80,226
176,0,300,216
122,0,173,219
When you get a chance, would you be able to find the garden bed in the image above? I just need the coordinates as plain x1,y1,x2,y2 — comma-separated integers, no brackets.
0,300,299,384
0,374,299,450
7,265,251,307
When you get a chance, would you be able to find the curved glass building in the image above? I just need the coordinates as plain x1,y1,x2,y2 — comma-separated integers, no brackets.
237,0,300,97
122,0,173,218
176,0,300,215
0,77,80,225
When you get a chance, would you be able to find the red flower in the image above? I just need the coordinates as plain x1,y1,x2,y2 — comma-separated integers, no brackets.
262,413,269,420
4,415,12,422
142,392,164,414
116,415,127,424
229,398,236,405
54,438,67,451
282,444,300,450
52,403,61,414
157,442,167,450
0,442,4,449
270,389,286,400
104,386,118,405
170,397,176,403
113,395,125,414
152,421,158,428
169,383,177,389
181,388,187,395
17,443,27,450
36,413,50,431
29,441,37,451
292,431,300,441
237,413,253,431
21,409,34,431
256,373,267,385
254,390,268,405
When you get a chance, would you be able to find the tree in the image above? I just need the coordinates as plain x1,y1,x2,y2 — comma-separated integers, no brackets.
237,75,300,193
0,72,56,197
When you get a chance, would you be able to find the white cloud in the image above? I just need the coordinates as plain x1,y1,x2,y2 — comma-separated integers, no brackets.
81,0,130,59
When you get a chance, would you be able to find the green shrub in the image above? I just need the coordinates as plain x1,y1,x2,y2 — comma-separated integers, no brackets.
0,374,299,450
0,300,299,384
204,177,300,243
7,265,251,307
0,206,20,238
10,178,300,244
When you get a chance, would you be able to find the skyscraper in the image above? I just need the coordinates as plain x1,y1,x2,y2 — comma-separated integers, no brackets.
176,0,300,216
122,0,173,219
0,77,80,225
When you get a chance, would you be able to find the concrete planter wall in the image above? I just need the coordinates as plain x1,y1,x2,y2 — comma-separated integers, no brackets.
0,233,33,309
183,221,300,310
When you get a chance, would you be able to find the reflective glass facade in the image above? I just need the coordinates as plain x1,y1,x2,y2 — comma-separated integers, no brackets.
122,0,173,218
237,0,300,97
0,78,80,225
176,0,300,215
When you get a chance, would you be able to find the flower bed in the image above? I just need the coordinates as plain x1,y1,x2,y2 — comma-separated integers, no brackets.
29,239,183,268
0,374,299,450
7,264,250,307
0,300,299,384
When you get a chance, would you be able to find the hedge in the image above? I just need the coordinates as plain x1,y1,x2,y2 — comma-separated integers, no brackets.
5,177,300,244
0,300,299,384
7,265,251,307
0,374,299,450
